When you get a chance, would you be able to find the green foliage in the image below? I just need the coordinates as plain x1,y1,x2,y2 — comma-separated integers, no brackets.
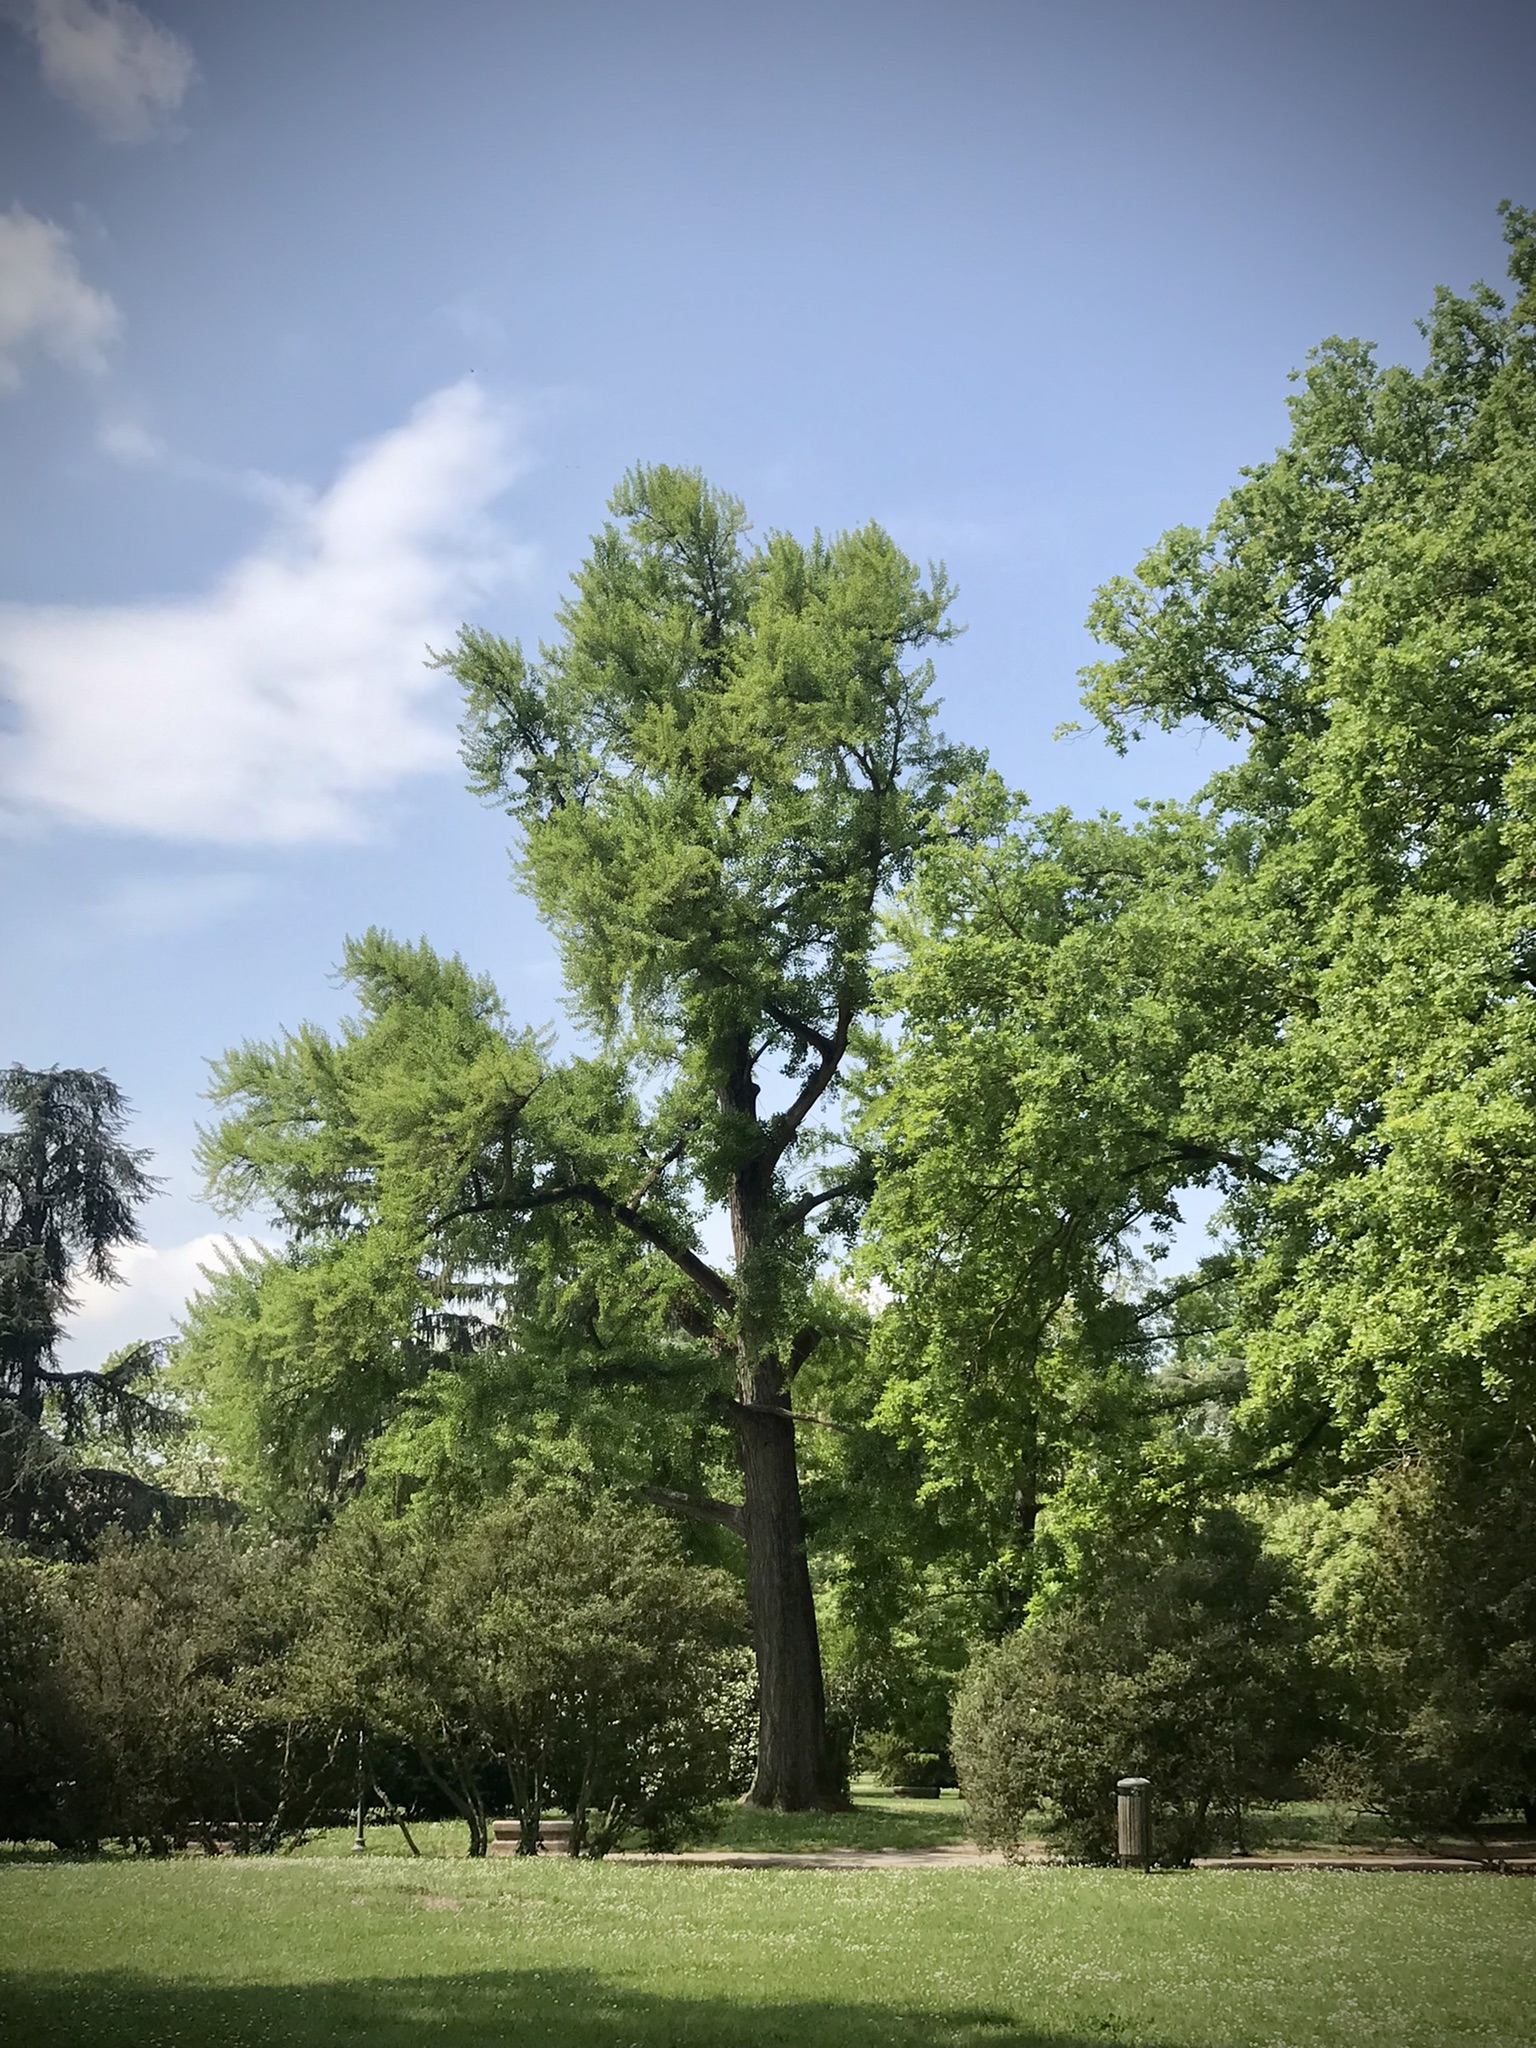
858,211,1536,1757
302,1491,745,1856
0,1547,75,1843
1279,1445,1536,1834
56,1530,334,1853
1073,206,1536,1464
181,934,719,1526
857,794,1273,1617
952,1511,1323,1864
0,1531,339,1853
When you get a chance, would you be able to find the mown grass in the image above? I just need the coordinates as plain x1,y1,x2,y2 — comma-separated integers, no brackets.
284,1791,1518,1863
0,1853,1531,2048
286,1786,973,1860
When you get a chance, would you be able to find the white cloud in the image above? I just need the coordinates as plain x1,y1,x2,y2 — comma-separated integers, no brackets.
97,416,164,464
66,1232,266,1359
9,0,194,142
0,381,531,843
0,204,119,388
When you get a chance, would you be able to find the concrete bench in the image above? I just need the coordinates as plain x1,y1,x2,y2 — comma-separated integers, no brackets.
489,1816,575,1856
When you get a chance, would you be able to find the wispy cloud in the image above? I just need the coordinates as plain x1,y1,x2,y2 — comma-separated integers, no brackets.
5,0,194,142
94,869,264,939
0,381,532,843
0,204,119,389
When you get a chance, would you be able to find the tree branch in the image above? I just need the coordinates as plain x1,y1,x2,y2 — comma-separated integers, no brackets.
765,1001,854,1169
643,1485,744,1535
1133,1134,1282,1187
438,1181,735,1314
786,1325,825,1378
732,1399,855,1434
625,1123,698,1210
1235,1411,1332,1484
760,999,837,1063
777,1170,875,1233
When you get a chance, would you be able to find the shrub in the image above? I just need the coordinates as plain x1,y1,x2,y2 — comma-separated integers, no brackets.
1317,1446,1536,1835
0,1547,79,1845
305,1489,747,1856
58,1531,337,1853
442,1491,745,1853
952,1510,1321,1862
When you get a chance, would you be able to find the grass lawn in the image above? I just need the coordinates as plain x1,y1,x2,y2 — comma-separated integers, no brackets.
0,1853,1531,2048
282,1791,1526,1864
287,1786,974,1860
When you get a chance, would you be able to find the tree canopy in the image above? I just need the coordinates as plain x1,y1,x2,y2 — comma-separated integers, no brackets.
0,1066,184,1551
858,202,1536,1623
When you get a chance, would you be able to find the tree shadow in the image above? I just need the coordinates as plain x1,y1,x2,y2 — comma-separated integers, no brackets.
0,1967,1171,2048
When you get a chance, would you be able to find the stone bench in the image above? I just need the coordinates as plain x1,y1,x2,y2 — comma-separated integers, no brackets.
489,1816,575,1856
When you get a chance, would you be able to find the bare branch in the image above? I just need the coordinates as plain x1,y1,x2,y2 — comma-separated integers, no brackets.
765,1001,854,1169
643,1485,744,1535
437,1181,735,1315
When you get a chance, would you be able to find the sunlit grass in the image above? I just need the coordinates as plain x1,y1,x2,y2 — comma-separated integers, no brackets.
1,1853,1531,2047
285,1784,972,1860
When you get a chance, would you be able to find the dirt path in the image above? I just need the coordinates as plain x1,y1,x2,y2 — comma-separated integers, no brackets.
611,1845,1536,1873
612,1844,1004,1870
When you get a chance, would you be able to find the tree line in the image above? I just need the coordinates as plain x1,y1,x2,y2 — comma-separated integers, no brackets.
3,208,1534,1856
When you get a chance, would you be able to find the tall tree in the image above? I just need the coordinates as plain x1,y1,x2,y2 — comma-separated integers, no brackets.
0,1066,174,1547
445,467,974,1807
859,206,1536,1610
194,469,976,1808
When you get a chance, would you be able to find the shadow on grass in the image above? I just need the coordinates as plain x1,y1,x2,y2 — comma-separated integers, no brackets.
0,1968,1168,2048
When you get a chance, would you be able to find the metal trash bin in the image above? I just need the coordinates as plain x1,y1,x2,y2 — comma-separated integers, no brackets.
1116,1776,1151,1869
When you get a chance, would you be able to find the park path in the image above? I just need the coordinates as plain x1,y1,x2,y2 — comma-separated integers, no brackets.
609,1845,1536,1873
612,1844,1004,1870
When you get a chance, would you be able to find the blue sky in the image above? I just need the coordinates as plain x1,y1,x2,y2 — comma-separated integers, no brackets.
2,0,1533,1356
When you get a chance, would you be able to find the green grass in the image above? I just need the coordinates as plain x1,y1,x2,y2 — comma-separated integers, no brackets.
700,1786,971,1854
284,1786,973,1860
0,1854,1531,2047
284,1792,1521,1864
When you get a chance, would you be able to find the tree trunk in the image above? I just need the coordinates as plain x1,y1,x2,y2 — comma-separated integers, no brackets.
736,1371,843,1809
725,1039,844,1810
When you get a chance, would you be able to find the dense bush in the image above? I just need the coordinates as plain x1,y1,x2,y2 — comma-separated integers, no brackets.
59,1530,338,1853
304,1489,746,1855
952,1512,1321,1863
0,1531,342,1852
0,1547,78,1844
1307,1447,1536,1836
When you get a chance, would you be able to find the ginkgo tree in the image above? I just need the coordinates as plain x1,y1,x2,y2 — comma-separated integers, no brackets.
188,467,977,1809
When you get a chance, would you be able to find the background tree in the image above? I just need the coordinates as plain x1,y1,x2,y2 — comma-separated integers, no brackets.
862,207,1536,1824
0,1067,187,1552
1075,202,1536,1470
865,204,1536,1526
